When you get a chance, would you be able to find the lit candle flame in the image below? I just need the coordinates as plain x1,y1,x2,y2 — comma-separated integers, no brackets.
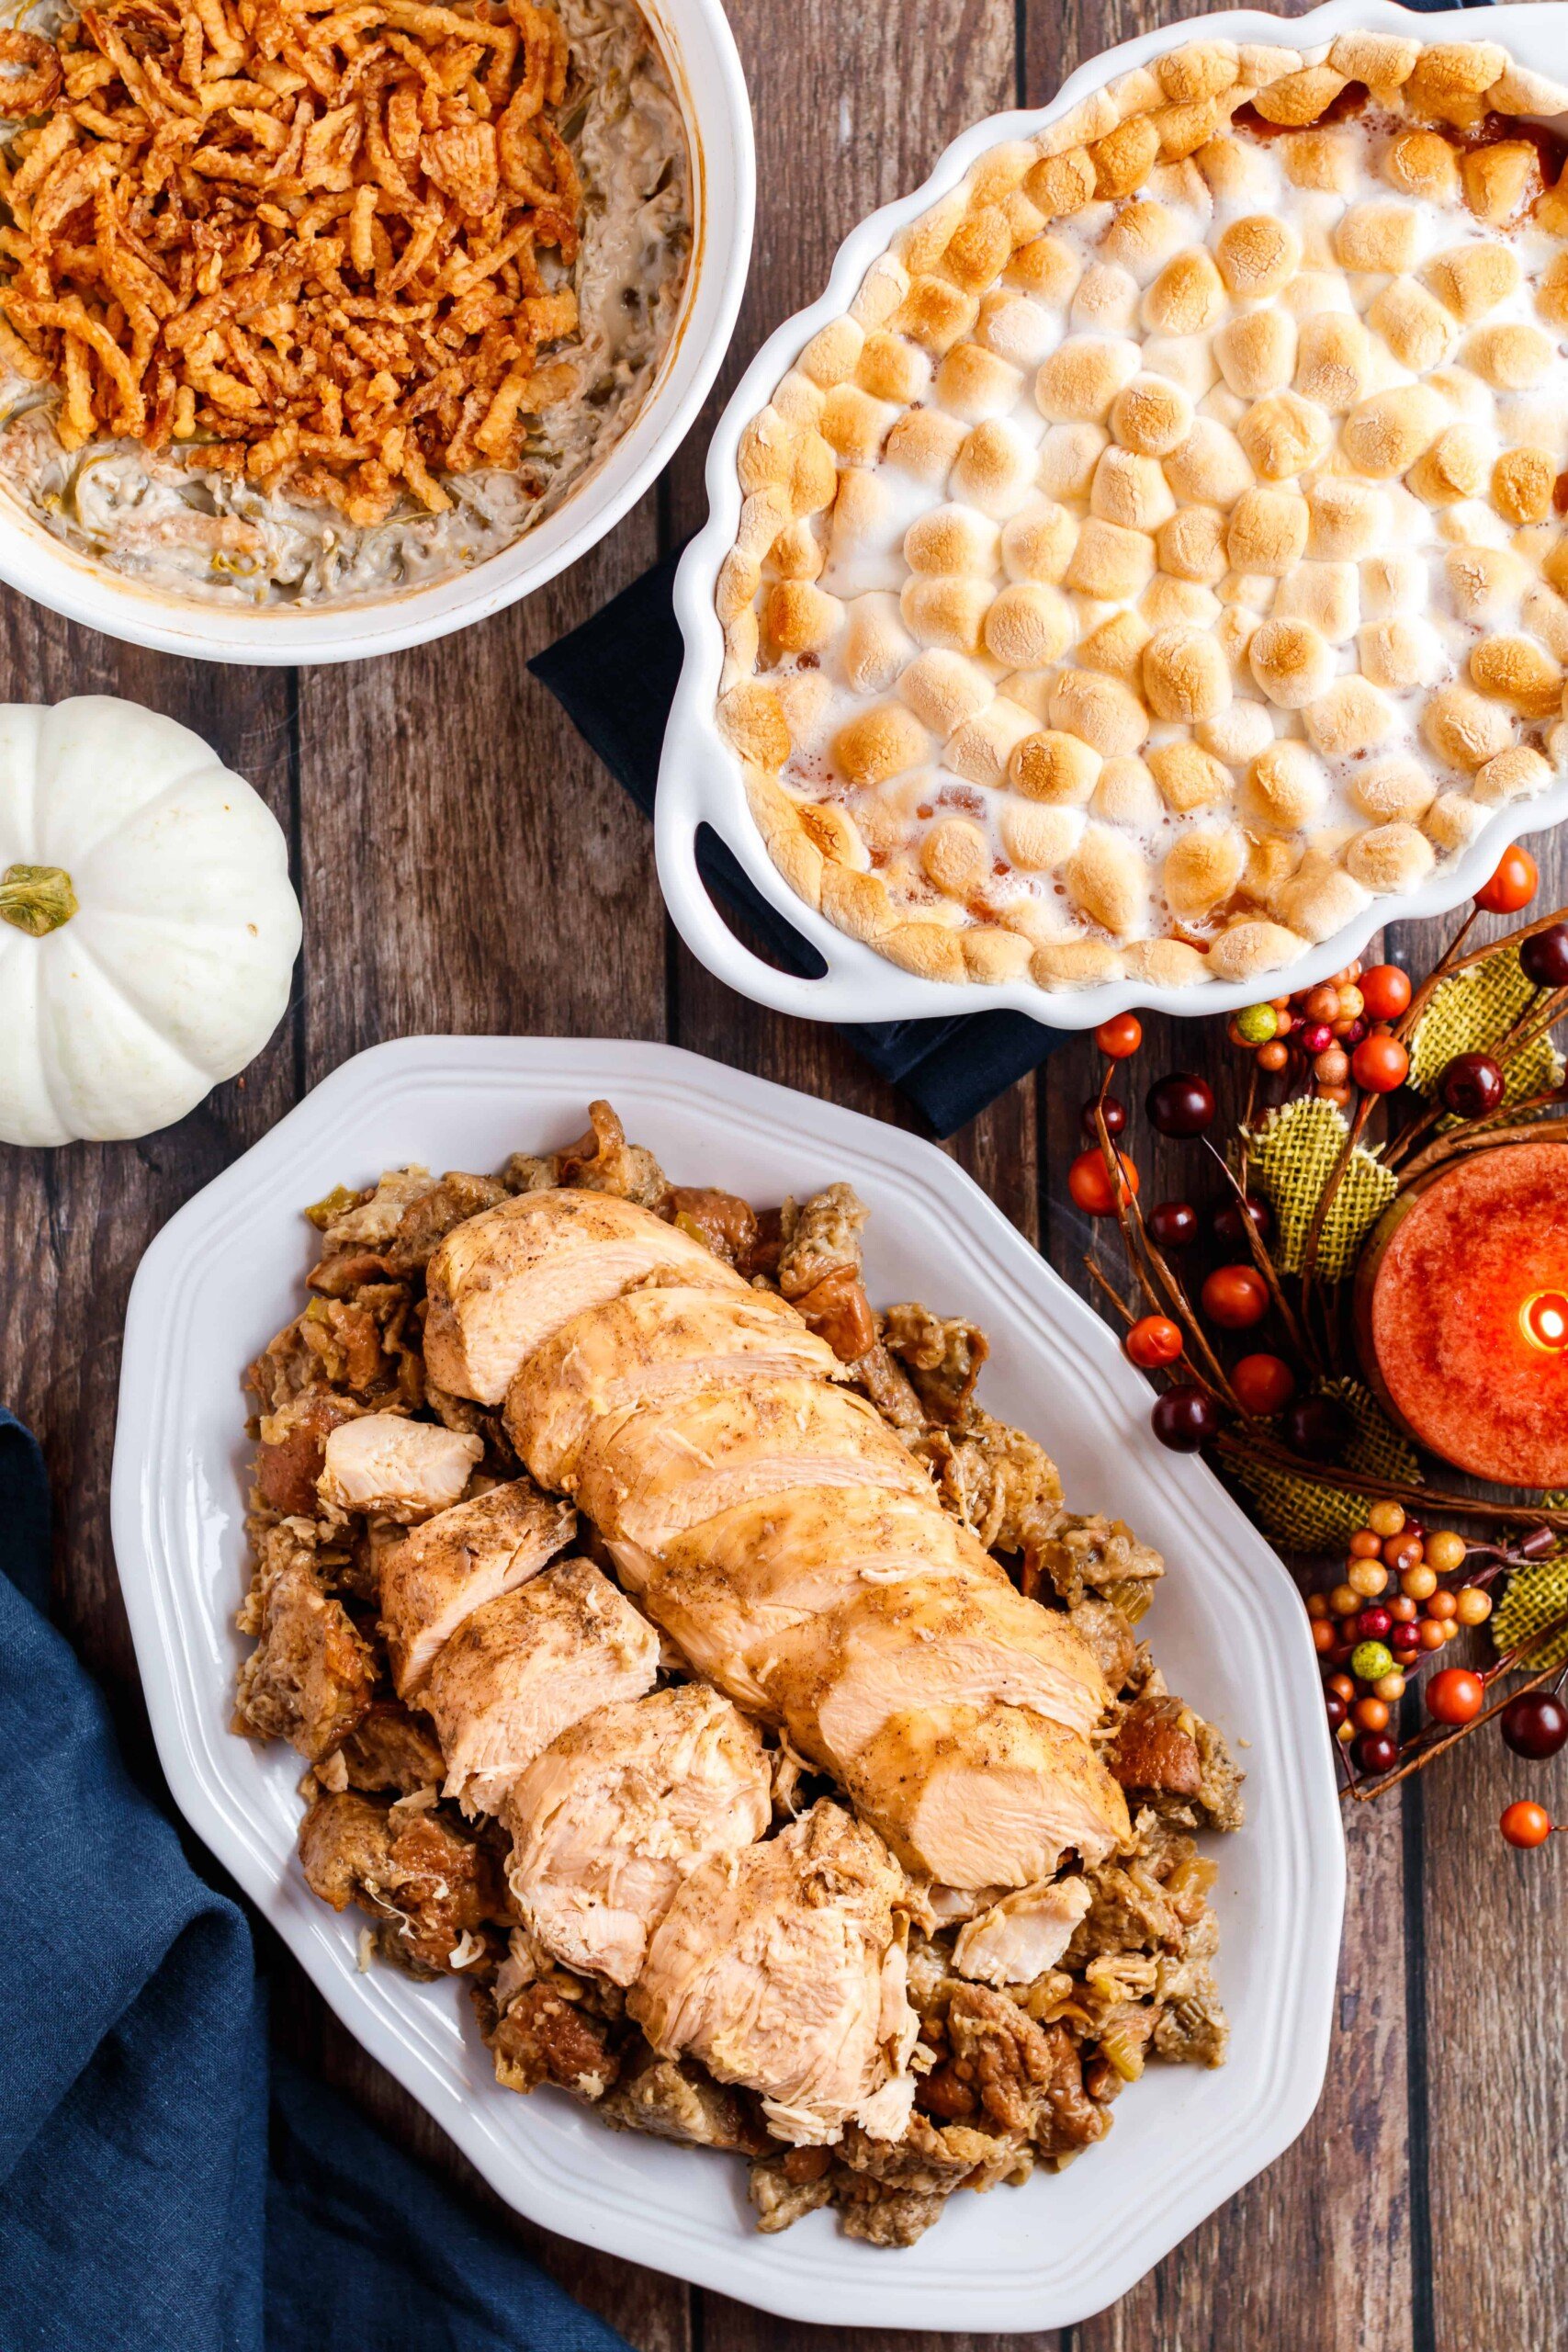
1521,1291,1568,1352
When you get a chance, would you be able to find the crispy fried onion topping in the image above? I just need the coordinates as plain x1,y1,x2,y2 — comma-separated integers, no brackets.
0,0,584,521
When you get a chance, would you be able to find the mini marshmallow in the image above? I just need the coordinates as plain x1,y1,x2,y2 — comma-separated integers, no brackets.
1462,322,1555,393
1361,553,1428,618
945,695,1039,785
893,274,980,356
1035,334,1142,421
1461,141,1540,228
904,503,1000,576
1385,128,1461,206
1246,739,1327,830
1442,542,1529,623
1421,683,1515,770
1005,232,1085,307
1110,373,1193,456
766,580,845,654
1293,314,1373,415
984,581,1076,668
1340,383,1447,479
1214,309,1298,401
1407,422,1493,508
1352,755,1438,824
1163,823,1246,921
856,330,932,404
919,817,990,899
1078,608,1152,681
884,406,968,483
1157,503,1228,584
1141,332,1219,401
819,383,900,465
1334,200,1421,275
1228,487,1310,578
1344,822,1436,894
1216,216,1303,301
975,292,1058,370
840,594,916,695
1273,858,1371,944
1037,421,1111,498
1366,277,1457,375
1001,500,1077,582
998,798,1085,868
1100,197,1185,284
1091,444,1178,530
1200,698,1275,765
951,419,1039,518
1207,920,1311,982
1359,614,1443,692
1143,626,1232,723
1010,727,1102,806
898,648,995,737
1274,560,1359,643
937,342,1027,423
1048,666,1150,757
1248,616,1336,708
1066,516,1157,601
832,703,931,785
1065,824,1149,936
1238,390,1333,482
1472,745,1553,806
1070,262,1141,336
1163,417,1254,506
1493,448,1557,528
900,572,994,653
1470,633,1562,718
1303,677,1397,758
1141,575,1221,631
1424,790,1486,852
1148,740,1232,812
1142,246,1228,337
1091,753,1163,828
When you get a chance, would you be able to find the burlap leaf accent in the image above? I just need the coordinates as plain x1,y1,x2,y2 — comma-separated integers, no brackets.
1408,944,1566,1113
1225,1377,1421,1551
1492,1548,1568,1671
1244,1099,1398,1279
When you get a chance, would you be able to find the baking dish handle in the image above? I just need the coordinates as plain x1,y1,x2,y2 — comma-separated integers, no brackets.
655,769,890,1023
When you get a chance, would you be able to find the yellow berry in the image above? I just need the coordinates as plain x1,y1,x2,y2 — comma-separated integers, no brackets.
1426,1531,1467,1574
1330,1583,1361,1616
1348,1560,1390,1598
1373,1672,1407,1702
1401,1564,1438,1601
1455,1587,1492,1627
1368,1500,1406,1538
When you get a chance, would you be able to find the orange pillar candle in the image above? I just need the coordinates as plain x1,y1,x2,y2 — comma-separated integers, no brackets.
1355,1142,1568,1490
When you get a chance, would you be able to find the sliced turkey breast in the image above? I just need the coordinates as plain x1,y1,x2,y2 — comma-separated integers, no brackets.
420,1557,660,1815
951,1877,1093,1986
317,1413,481,1524
502,1684,772,1986
576,1378,931,1561
505,1283,840,1492
378,1481,578,1695
840,1702,1130,1892
628,1799,919,2148
756,1576,1111,1766
641,1488,1014,1713
423,1188,741,1406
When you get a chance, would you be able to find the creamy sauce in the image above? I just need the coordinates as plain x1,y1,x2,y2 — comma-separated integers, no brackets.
0,0,691,606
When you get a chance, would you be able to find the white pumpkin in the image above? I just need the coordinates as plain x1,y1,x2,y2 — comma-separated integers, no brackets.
0,696,301,1145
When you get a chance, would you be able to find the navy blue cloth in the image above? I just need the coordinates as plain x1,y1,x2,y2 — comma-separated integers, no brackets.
0,1408,631,2352
530,551,1063,1136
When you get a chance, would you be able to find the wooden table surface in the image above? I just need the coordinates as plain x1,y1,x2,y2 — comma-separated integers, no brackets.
6,0,1566,2344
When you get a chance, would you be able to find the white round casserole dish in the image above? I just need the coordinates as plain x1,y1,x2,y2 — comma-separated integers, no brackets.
659,2,1568,1031
0,0,753,665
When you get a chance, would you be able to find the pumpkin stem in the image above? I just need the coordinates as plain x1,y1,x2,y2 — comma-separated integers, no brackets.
0,864,78,936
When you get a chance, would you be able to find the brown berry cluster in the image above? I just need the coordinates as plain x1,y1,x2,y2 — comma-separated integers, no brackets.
1308,1504,1490,1772
1228,961,1414,1102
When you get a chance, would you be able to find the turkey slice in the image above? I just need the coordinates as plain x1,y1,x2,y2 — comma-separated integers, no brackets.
424,1188,741,1406
505,1283,840,1492
576,1377,931,1559
420,1556,659,1815
628,1799,919,2148
840,1702,1130,1891
502,1684,771,1986
951,1878,1093,1986
641,1486,1014,1713
317,1412,481,1524
378,1480,578,1696
756,1574,1111,1765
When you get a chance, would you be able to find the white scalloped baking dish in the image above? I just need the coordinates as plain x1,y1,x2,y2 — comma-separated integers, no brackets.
110,1035,1342,2332
658,2,1568,1030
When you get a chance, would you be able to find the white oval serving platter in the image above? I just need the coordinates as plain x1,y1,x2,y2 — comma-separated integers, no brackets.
111,1035,1343,2332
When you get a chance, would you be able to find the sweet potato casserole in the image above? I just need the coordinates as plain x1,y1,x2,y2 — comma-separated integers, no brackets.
233,1102,1241,2246
716,33,1568,994
0,0,688,603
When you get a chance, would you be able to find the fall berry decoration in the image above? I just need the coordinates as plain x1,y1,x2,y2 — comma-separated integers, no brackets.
1201,1264,1269,1330
1083,1094,1128,1138
1069,1148,1139,1216
1518,922,1568,989
1213,1193,1272,1248
1125,1316,1184,1370
1146,1072,1216,1138
1351,1032,1409,1093
1094,1013,1143,1059
1147,1200,1199,1250
1359,964,1413,1022
1225,962,1392,1105
1474,844,1538,916
1232,1353,1295,1416
1425,1667,1485,1726
1438,1050,1506,1120
1499,1689,1568,1760
1150,1385,1220,1452
1500,1800,1557,1850
1282,1393,1353,1461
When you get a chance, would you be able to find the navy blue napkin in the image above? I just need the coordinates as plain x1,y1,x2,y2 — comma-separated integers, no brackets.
530,551,1064,1136
0,1407,630,2352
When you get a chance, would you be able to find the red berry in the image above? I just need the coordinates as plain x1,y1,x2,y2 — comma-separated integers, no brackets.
1151,1385,1220,1451
1067,1148,1139,1216
1359,964,1412,1021
1499,1690,1568,1759
1474,845,1538,915
1352,1031,1409,1092
1425,1667,1485,1726
1148,1200,1199,1250
1299,1021,1334,1055
1355,1731,1399,1775
1283,1394,1352,1460
1500,1799,1554,1849
1325,1691,1348,1729
1213,1194,1272,1247
1201,1264,1269,1329
1440,1051,1506,1119
1095,1013,1143,1058
1354,1607,1393,1642
1081,1094,1128,1139
1126,1315,1184,1370
1232,1352,1295,1415
1146,1072,1216,1137
1519,922,1568,989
